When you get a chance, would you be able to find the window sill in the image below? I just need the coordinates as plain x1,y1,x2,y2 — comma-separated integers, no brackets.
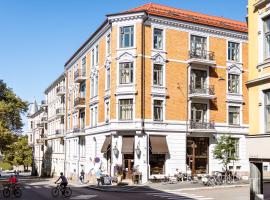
151,49,167,54
227,60,243,65
117,47,137,51
228,124,241,127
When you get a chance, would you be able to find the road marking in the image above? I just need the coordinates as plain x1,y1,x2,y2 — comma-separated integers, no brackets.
24,186,31,189
33,186,41,189
147,191,214,200
70,195,97,199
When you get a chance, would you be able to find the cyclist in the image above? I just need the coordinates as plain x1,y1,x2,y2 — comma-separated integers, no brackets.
55,172,68,189
8,174,17,184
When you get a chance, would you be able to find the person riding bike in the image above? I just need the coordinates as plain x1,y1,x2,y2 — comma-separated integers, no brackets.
55,172,68,189
8,175,18,184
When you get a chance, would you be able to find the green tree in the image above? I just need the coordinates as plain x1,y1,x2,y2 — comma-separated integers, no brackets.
5,136,32,170
213,135,238,182
0,80,28,153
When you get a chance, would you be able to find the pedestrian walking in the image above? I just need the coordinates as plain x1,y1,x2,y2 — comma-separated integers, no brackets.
95,168,102,186
80,169,85,184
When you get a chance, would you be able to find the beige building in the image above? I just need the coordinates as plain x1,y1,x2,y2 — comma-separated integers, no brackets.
63,3,249,183
247,0,270,199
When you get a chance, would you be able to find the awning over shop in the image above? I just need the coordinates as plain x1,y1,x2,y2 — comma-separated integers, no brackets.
122,137,134,154
101,135,111,153
150,135,169,154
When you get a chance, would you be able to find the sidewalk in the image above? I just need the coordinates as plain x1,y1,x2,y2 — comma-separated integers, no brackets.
88,181,249,193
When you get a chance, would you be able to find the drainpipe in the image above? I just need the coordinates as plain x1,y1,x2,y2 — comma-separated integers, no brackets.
186,63,190,174
141,13,149,182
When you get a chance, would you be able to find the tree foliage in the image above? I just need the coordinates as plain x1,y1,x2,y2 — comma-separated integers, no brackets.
4,136,32,169
213,135,238,171
0,80,28,153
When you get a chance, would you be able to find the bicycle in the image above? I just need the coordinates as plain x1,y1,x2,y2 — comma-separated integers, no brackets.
3,183,22,198
51,183,72,198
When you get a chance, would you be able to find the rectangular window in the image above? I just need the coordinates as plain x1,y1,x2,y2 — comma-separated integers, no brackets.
190,35,207,58
153,64,163,86
265,90,270,132
90,108,94,127
120,26,134,48
119,62,133,84
228,42,240,62
153,28,163,50
106,34,111,55
106,67,111,90
90,78,94,98
150,154,165,175
94,75,98,96
80,83,86,98
229,138,240,158
80,137,86,157
228,74,240,94
82,57,86,73
95,45,99,65
119,99,133,120
105,101,110,123
91,49,95,67
191,103,207,123
264,17,270,59
153,100,163,121
228,106,240,125
94,106,98,126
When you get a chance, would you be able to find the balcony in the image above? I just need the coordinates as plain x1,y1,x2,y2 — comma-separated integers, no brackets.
37,123,45,128
74,97,86,109
73,125,85,134
55,129,64,135
151,85,168,97
40,100,48,108
56,108,65,117
189,85,215,99
74,69,86,83
41,116,48,123
189,120,215,131
188,50,216,66
56,86,65,96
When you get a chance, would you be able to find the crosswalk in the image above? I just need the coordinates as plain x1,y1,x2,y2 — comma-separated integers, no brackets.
21,185,53,190
147,191,214,200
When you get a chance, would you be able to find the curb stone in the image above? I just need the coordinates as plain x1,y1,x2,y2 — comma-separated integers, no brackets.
88,184,248,193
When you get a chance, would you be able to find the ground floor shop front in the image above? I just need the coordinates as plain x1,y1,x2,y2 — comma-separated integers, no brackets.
64,131,249,183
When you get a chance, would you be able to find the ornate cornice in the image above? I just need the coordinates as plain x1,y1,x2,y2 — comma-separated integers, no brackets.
148,16,248,41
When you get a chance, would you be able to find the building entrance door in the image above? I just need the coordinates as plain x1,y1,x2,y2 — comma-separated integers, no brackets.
186,137,209,175
123,154,134,179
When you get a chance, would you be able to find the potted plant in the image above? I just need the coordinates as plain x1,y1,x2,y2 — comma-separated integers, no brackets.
115,164,124,183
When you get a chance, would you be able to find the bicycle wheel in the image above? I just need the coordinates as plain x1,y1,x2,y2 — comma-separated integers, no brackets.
14,188,22,198
3,188,10,198
63,187,72,198
51,187,59,197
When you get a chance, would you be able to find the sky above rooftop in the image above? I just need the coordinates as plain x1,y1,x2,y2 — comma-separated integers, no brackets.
0,0,247,131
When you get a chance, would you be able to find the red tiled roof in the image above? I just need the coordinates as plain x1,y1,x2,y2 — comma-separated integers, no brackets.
126,3,247,33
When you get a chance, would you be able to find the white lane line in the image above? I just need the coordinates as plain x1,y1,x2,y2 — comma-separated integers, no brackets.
24,186,31,189
33,186,41,189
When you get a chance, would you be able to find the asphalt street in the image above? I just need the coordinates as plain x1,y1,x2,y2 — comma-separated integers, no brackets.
0,174,269,200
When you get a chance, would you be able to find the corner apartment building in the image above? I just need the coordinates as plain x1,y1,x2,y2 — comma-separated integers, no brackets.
64,3,249,183
27,101,47,176
44,74,66,177
247,0,270,199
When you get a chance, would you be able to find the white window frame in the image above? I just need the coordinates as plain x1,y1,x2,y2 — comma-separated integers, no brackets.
227,41,240,62
153,28,164,50
106,33,111,56
153,63,164,86
228,73,240,94
119,62,134,85
105,65,111,90
118,97,134,121
119,25,134,49
152,98,165,122
105,99,110,123
227,103,242,126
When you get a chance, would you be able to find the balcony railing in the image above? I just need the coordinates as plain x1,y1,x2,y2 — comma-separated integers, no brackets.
55,129,64,135
74,69,86,83
56,86,65,96
189,120,215,129
189,49,215,61
41,100,48,107
56,108,65,116
73,126,85,133
189,85,215,95
74,97,86,108
37,123,44,128
41,116,48,123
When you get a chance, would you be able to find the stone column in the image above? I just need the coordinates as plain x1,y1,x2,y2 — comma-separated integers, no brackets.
250,162,263,200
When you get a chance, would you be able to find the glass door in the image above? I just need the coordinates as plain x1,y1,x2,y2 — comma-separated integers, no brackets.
191,69,207,93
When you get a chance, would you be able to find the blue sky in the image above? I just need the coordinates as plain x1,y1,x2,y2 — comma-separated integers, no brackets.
0,0,247,130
